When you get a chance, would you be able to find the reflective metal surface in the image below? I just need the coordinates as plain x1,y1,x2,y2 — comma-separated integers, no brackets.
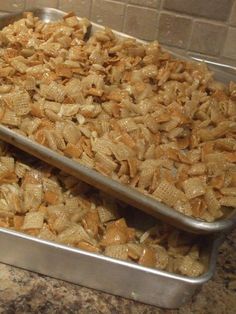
0,226,225,308
0,8,235,235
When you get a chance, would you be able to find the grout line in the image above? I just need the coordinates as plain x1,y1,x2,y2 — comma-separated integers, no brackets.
217,0,235,59
161,9,230,26
218,26,229,59
156,5,162,41
160,0,164,10
155,12,160,40
121,1,128,33
186,16,194,52
225,0,234,25
125,3,158,12
88,0,93,19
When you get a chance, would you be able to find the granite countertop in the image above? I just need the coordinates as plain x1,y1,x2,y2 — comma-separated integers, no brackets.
0,229,235,314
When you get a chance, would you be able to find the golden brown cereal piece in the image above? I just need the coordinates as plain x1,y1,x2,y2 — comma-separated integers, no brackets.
25,229,40,236
183,178,206,199
127,243,143,260
11,59,28,73
23,183,43,210
220,187,236,197
178,256,204,277
101,218,135,246
118,118,138,133
59,104,80,117
0,157,15,172
40,82,66,103
219,197,236,208
91,138,112,156
100,223,128,246
189,198,204,218
0,217,9,228
13,215,24,230
97,204,119,224
155,246,169,270
153,180,186,207
139,248,157,268
44,190,60,205
64,15,80,28
21,211,44,230
30,102,45,118
105,244,128,260
15,162,31,178
224,152,236,163
110,143,135,162
127,158,138,178
1,110,21,126
58,224,91,245
138,168,154,189
55,64,73,78
63,123,81,145
12,92,31,116
64,143,83,159
209,175,225,190
174,200,192,216
204,188,222,219
76,241,100,253
51,212,70,233
0,85,12,94
38,224,57,241
79,152,94,168
95,152,118,175
0,66,15,77
82,209,100,237
188,163,206,176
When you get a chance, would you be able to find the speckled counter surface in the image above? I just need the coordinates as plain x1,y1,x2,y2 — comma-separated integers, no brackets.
0,230,235,314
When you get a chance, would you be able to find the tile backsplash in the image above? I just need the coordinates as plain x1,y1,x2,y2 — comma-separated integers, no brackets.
0,0,235,66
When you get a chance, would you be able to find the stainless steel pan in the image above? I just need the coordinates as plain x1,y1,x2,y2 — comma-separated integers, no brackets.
0,226,225,309
0,8,235,234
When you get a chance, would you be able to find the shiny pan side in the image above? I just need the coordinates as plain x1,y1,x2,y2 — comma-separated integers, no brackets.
0,227,224,308
0,8,235,235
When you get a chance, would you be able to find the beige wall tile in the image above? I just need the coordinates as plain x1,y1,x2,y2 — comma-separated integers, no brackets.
222,27,236,60
0,0,25,12
190,21,226,56
229,1,236,26
25,0,58,9
0,0,234,65
158,13,192,49
164,0,233,21
59,0,91,17
124,5,158,40
128,0,161,9
91,0,125,31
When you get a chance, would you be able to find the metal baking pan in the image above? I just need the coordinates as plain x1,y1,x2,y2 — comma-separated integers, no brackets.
0,225,225,308
0,8,236,235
